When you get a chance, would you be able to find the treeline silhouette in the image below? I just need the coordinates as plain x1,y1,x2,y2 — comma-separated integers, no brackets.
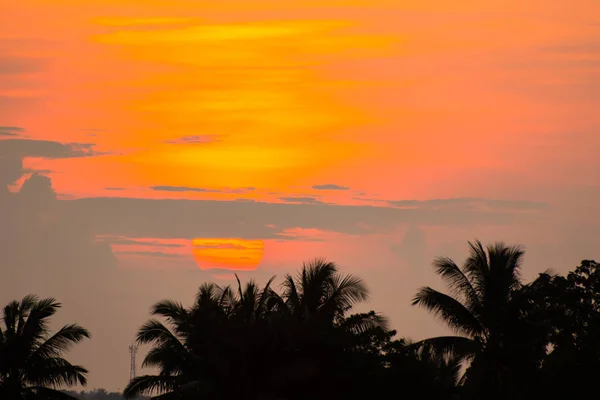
1,240,598,399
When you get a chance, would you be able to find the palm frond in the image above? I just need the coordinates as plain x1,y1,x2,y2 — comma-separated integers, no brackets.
195,283,221,306
3,300,21,333
487,242,525,293
123,374,181,399
151,300,187,321
323,273,369,314
27,324,90,365
16,294,41,335
463,240,490,294
341,311,390,334
433,256,482,313
216,285,236,313
24,357,88,388
282,274,300,315
136,319,184,348
142,345,192,374
255,275,277,319
413,336,480,364
412,287,484,337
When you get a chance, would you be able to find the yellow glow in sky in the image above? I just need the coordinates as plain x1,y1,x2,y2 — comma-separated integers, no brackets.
192,238,265,271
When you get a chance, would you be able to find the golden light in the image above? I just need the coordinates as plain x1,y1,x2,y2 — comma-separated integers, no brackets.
192,238,265,271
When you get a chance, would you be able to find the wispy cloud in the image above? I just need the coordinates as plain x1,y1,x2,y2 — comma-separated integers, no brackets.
312,184,350,191
274,227,331,242
163,135,222,144
113,250,185,258
278,196,324,204
150,185,217,193
97,236,186,248
0,139,109,159
387,198,547,212
66,194,546,242
150,185,255,194
0,126,24,137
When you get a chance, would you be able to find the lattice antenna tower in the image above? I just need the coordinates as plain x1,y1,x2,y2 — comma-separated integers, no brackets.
129,343,139,382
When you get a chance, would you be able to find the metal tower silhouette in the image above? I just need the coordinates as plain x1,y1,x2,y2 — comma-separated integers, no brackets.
128,343,138,382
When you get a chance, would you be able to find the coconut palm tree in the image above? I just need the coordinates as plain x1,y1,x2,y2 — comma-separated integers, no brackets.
274,258,371,325
264,259,390,400
123,278,279,399
412,240,548,399
0,295,90,399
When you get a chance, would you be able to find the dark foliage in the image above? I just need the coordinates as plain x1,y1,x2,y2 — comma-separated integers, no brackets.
123,259,460,400
527,260,600,399
63,389,149,400
8,248,600,400
0,295,90,399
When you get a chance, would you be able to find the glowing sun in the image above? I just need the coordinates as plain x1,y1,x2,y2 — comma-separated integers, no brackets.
192,238,264,271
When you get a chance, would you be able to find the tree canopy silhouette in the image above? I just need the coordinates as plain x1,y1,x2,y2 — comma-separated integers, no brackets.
6,248,599,400
412,240,551,399
0,295,90,399
123,259,392,400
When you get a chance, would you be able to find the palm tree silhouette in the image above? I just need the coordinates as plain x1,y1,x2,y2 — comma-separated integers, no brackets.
273,258,371,324
0,295,90,399
412,240,546,399
267,259,388,399
123,278,278,399
124,260,385,400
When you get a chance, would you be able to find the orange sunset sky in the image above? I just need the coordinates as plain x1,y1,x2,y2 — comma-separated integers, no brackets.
1,0,599,391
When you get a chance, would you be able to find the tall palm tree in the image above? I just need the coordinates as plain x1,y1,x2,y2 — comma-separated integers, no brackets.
412,240,547,399
266,259,389,400
123,278,278,399
0,295,90,399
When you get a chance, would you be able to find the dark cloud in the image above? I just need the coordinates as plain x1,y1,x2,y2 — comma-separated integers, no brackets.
278,196,324,204
0,157,23,191
150,185,216,193
163,135,221,144
274,230,326,242
65,195,542,241
0,126,24,137
352,197,388,203
0,139,108,159
113,250,184,258
22,168,52,175
0,172,207,391
312,184,350,191
150,185,255,194
1,174,118,280
105,187,124,191
97,236,185,248
387,197,547,211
